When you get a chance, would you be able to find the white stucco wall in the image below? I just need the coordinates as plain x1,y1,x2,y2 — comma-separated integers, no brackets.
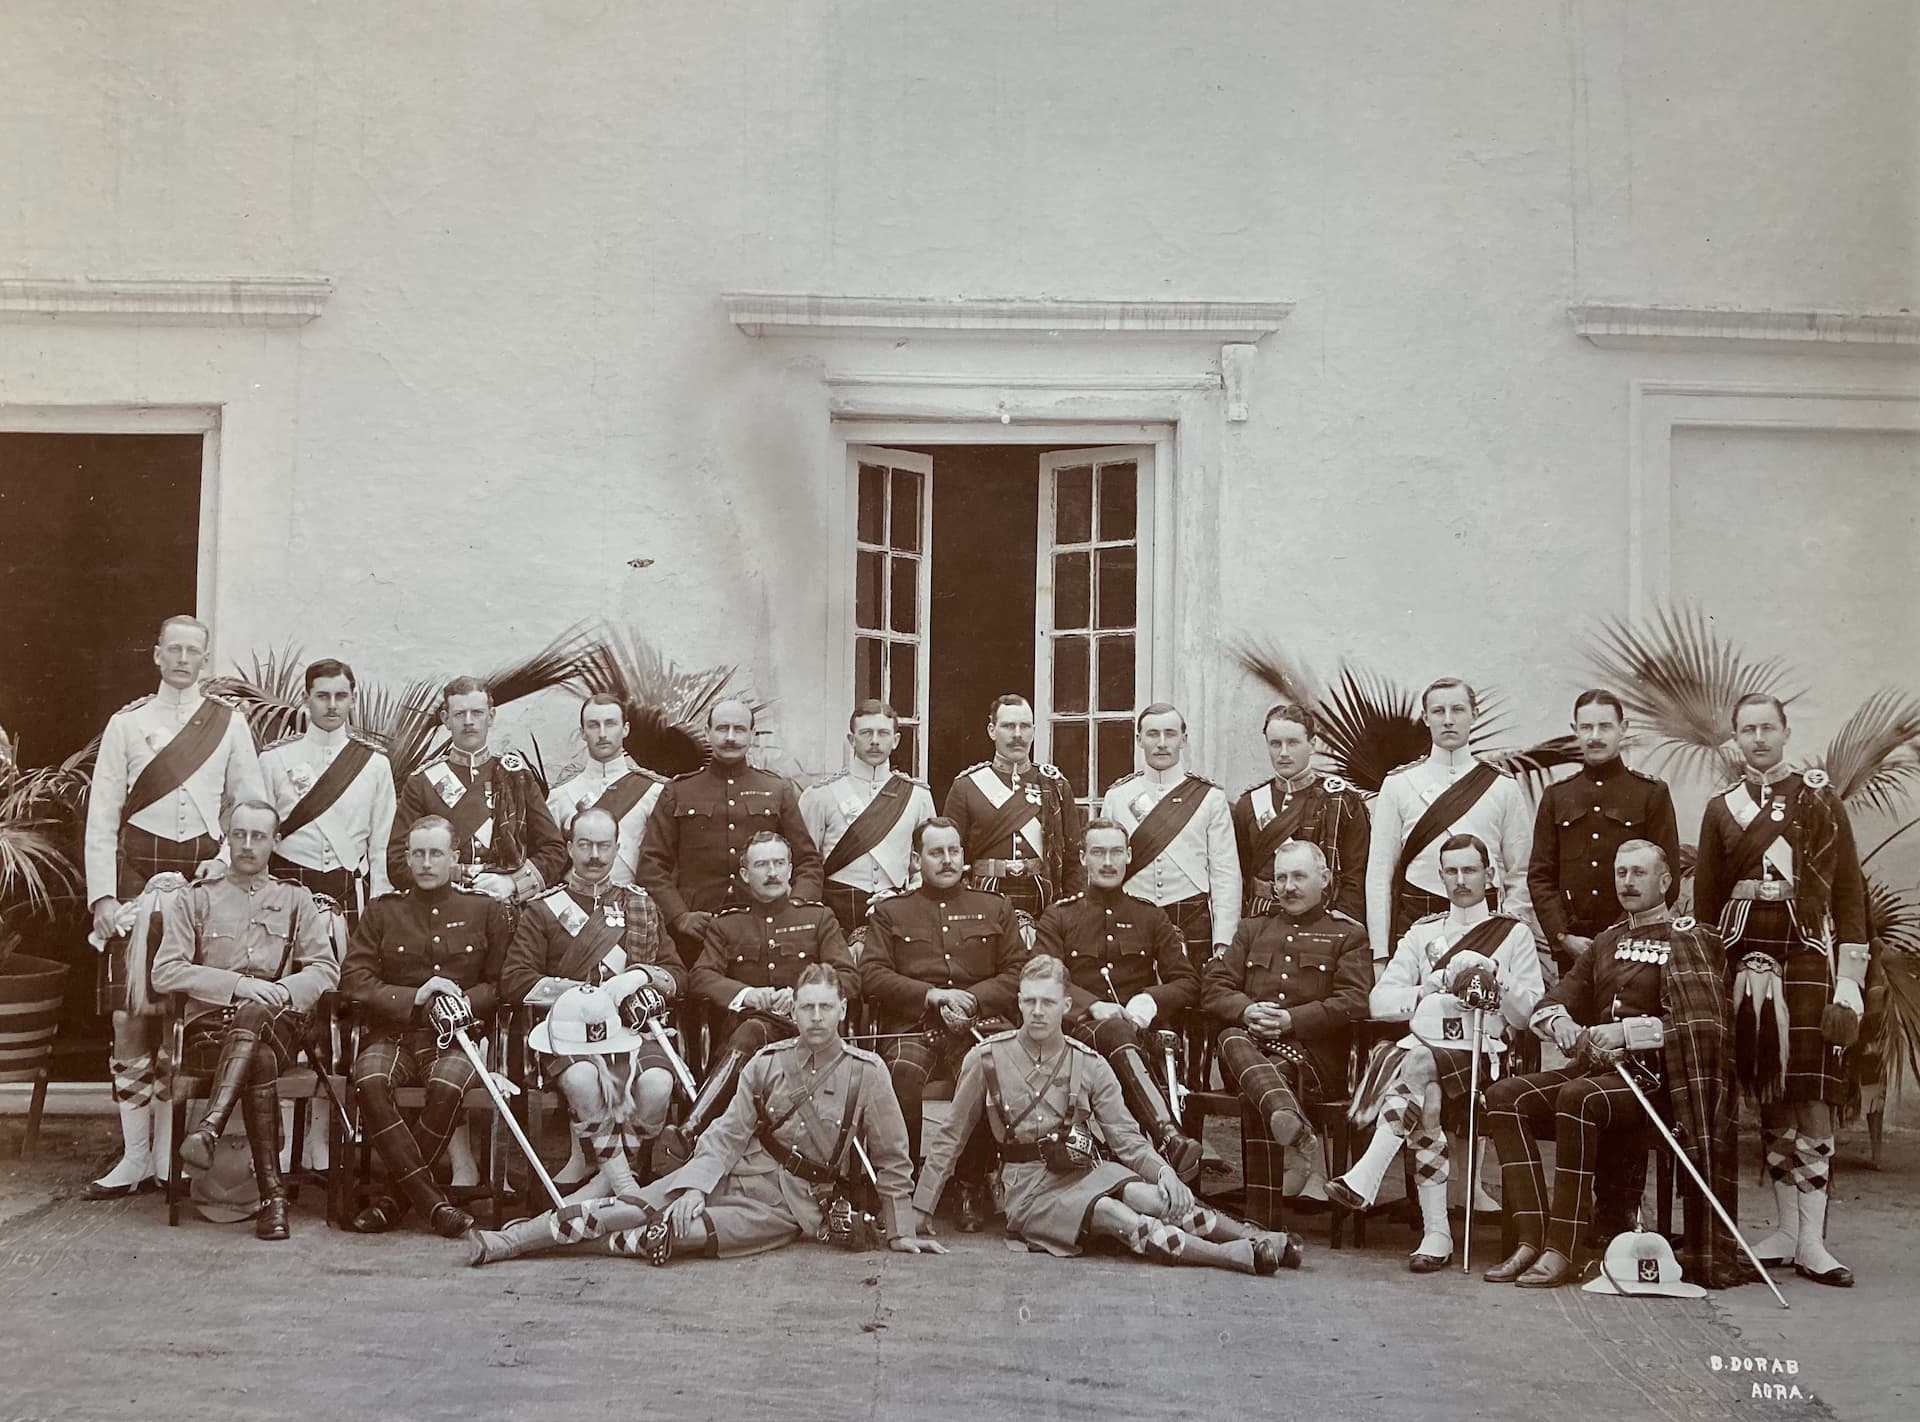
2,1,1915,816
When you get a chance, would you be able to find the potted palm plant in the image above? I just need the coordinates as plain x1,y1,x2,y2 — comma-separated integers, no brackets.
0,725,89,1132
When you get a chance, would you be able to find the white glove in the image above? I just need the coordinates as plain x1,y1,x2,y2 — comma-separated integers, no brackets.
472,871,517,900
1833,977,1865,1017
1124,993,1158,1029
1440,951,1496,991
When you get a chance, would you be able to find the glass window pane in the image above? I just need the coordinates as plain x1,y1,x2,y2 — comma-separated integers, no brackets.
1096,462,1137,542
1054,465,1093,544
1053,636,1090,715
1097,636,1135,713
1051,720,1090,799
889,555,918,634
858,464,886,545
889,642,917,718
1096,545,1136,629
1053,551,1091,630
1097,719,1135,796
897,723,919,776
856,550,883,629
855,637,884,702
890,470,922,551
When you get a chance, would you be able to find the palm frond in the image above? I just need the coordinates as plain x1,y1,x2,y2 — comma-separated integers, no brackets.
1480,735,1584,797
569,621,760,727
1233,642,1323,710
0,771,80,916
628,704,712,778
208,642,311,747
1313,665,1429,793
1581,605,1798,784
485,621,599,708
354,679,444,788
1868,949,1920,1103
1811,688,1920,819
1866,877,1920,955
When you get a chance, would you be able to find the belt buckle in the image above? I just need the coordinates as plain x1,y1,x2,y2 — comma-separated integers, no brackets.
1758,881,1785,902
1007,860,1026,877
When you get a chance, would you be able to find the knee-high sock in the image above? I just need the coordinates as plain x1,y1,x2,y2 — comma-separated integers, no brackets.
1752,1126,1799,1258
1792,1133,1845,1275
1337,1126,1404,1207
96,1056,156,1187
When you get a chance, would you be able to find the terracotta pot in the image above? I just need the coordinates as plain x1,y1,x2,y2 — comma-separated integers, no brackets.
0,953,69,1081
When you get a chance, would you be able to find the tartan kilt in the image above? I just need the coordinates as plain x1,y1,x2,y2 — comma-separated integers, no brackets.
1728,903,1844,1105
268,855,361,919
1163,894,1213,970
98,828,221,1014
181,1004,312,1075
1431,1045,1498,1134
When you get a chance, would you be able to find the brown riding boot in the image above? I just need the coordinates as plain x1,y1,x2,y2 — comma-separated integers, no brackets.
241,1085,290,1241
181,1029,260,1173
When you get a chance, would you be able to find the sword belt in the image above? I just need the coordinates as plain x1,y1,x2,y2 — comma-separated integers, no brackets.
1730,879,1794,902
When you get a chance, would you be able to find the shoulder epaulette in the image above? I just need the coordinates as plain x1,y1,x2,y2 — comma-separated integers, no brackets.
1412,911,1447,927
958,760,990,777
1051,891,1085,908
979,1028,1018,1045
416,750,451,772
790,898,828,910
1124,890,1160,909
369,888,406,903
263,730,301,752
203,689,241,709
750,1038,794,1061
1383,758,1422,780
1623,765,1658,784
535,883,570,903
1108,770,1142,790
347,727,384,751
1712,778,1743,797
116,693,156,714
842,1042,884,1067
1062,1035,1100,1056
670,766,706,782
1187,772,1220,790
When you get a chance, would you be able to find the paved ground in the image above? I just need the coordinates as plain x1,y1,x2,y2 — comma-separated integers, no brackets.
2,1112,1909,1422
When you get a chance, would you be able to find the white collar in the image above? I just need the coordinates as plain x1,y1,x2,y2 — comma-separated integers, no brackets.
847,759,894,788
584,751,637,783
154,680,204,710
1426,745,1476,774
1445,900,1490,930
303,723,348,752
1143,762,1186,787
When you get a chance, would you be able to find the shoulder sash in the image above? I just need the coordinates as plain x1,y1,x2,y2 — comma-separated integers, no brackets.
823,773,915,879
124,699,234,820
1125,774,1210,871
279,737,375,840
1394,760,1499,887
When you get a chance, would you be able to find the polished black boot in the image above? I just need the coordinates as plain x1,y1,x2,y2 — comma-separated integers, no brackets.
656,1050,745,1165
180,1030,260,1173
1110,1043,1202,1181
242,1085,290,1241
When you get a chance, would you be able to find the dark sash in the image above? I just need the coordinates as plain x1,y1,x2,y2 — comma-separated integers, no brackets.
1429,914,1522,976
1250,782,1319,869
823,774,913,879
1394,761,1500,887
588,769,660,827
1126,775,1210,871
124,699,234,820
279,738,375,840
969,773,1044,854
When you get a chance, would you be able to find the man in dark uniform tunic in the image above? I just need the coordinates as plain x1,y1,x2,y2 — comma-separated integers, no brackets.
387,676,566,905
1033,820,1203,1180
1232,703,1370,924
943,694,1084,921
661,832,856,1162
1693,693,1868,1288
637,697,823,967
860,816,1026,1230
343,813,512,1237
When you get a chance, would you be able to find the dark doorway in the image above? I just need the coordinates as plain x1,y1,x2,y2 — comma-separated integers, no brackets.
0,431,204,1078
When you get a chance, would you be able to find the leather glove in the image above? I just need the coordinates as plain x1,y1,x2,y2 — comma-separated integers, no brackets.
621,985,669,1032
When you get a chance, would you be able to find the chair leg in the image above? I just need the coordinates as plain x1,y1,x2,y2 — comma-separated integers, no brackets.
1656,1146,1674,1239
166,1093,187,1228
21,1066,48,1159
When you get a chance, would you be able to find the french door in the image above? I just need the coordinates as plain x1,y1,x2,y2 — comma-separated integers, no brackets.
846,445,933,776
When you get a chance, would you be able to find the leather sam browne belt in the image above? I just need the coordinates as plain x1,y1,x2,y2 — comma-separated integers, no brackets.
999,1140,1046,1164
754,1127,839,1185
973,858,1041,878
1731,879,1795,902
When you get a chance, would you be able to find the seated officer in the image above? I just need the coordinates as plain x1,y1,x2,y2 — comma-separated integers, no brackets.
468,964,947,1265
1484,840,1743,1290
1204,840,1371,1230
1032,820,1202,1180
341,814,512,1237
859,816,1026,1230
152,800,339,1241
663,832,858,1162
501,806,684,1200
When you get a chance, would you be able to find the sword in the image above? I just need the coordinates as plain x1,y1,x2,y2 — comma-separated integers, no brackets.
1158,1029,1187,1120
1613,1058,1789,1310
1463,1005,1484,1275
649,1019,699,1103
438,1010,565,1211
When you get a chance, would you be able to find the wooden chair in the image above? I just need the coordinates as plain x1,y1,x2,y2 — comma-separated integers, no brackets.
161,992,352,1228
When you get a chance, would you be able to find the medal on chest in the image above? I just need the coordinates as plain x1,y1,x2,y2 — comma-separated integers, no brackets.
603,900,626,930
1616,937,1671,966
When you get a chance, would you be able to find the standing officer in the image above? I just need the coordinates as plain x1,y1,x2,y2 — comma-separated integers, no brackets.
1365,677,1539,968
260,657,396,915
501,806,682,1200
83,614,264,1199
944,694,1084,920
1233,704,1370,924
638,697,823,967
1693,693,1868,1288
387,676,567,904
800,699,938,935
151,801,339,1240
1032,820,1203,1179
663,832,857,1161
1205,840,1371,1231
546,693,666,888
1099,702,1240,969
859,816,1026,1230
1527,689,1680,971
343,814,513,1237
